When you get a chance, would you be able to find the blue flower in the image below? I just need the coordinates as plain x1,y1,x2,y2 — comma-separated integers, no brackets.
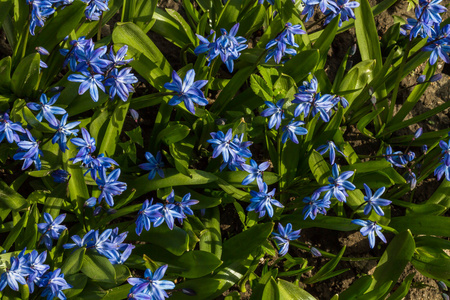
63,229,95,249
39,269,72,300
314,164,355,202
281,120,308,144
50,113,80,152
24,250,49,293
215,23,248,72
0,251,28,291
152,201,184,230
135,199,163,236
68,70,105,102
272,223,301,256
27,93,66,127
29,0,55,35
302,193,331,220
265,23,305,64
104,67,138,101
325,0,360,27
37,213,67,250
241,160,270,187
194,31,219,64
164,69,208,114
108,243,135,265
74,153,118,180
81,0,110,21
435,159,450,181
107,45,133,68
439,139,450,166
139,151,165,180
316,141,346,165
419,0,446,24
95,167,127,207
384,146,407,168
0,113,25,144
260,99,286,130
362,184,391,216
13,129,43,170
75,42,109,74
60,36,90,71
247,182,283,218
51,169,70,183
207,128,235,164
167,191,199,224
351,219,386,248
401,8,435,39
71,128,96,159
127,265,175,300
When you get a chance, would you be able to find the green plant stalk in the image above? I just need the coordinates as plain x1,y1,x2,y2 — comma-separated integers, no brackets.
290,241,380,261
97,13,103,41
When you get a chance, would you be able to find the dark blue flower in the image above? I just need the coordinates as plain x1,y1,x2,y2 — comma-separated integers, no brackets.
439,139,450,166
81,0,110,21
73,153,118,180
39,269,72,300
167,191,199,224
127,265,175,300
0,250,28,291
68,70,105,102
363,184,391,216
208,128,235,164
314,164,355,202
24,250,49,293
75,42,109,74
247,182,283,218
419,0,446,24
261,99,286,130
164,69,208,114
316,141,346,165
325,0,360,27
51,169,70,183
272,223,301,256
0,112,26,144
139,151,165,180
435,159,450,181
384,145,407,168
27,93,66,127
37,213,67,250
241,160,270,187
281,119,308,144
351,219,386,248
60,36,90,71
302,193,331,220
215,23,248,72
108,243,135,265
95,167,127,207
13,129,43,170
63,229,95,249
107,45,133,68
152,201,184,230
104,67,138,101
194,31,219,64
50,113,80,152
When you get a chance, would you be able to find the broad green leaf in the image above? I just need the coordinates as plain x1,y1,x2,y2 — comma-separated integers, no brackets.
390,216,450,237
214,171,279,188
0,56,11,91
64,273,88,299
412,246,450,280
368,230,415,297
238,5,265,37
11,53,40,98
18,203,38,249
281,49,320,84
200,206,222,259
134,0,157,32
339,275,374,300
2,210,29,251
135,244,222,278
170,141,193,177
216,0,240,30
81,252,116,283
309,150,330,185
221,222,273,266
313,14,339,57
61,248,86,275
386,273,415,300
262,277,280,300
281,214,358,231
356,107,385,137
98,100,130,157
277,279,316,300
151,8,193,48
22,106,55,133
250,74,273,102
0,179,28,211
166,9,196,44
156,123,191,145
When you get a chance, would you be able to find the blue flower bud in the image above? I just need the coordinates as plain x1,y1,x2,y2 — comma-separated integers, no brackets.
430,74,442,82
422,144,428,154
310,247,322,257
85,197,97,207
417,75,426,83
414,128,423,139
438,281,448,291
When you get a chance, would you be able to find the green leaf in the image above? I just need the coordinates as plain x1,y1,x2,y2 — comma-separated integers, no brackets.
81,253,116,283
214,171,279,188
368,230,415,297
0,56,12,91
156,123,191,145
339,275,374,300
216,0,240,30
305,246,346,284
18,203,38,249
262,277,280,300
200,207,222,259
281,50,320,84
0,179,28,211
11,53,40,98
412,246,450,280
309,150,330,185
151,8,193,48
354,0,383,74
390,216,450,236
281,214,358,231
98,101,130,157
133,0,157,32
356,107,385,137
277,279,316,300
250,74,273,102
2,210,29,251
125,126,144,147
313,14,339,57
61,248,86,275
221,222,273,266
386,273,415,300
64,273,88,299
126,223,188,256
238,5,265,37
135,244,222,278
22,106,55,133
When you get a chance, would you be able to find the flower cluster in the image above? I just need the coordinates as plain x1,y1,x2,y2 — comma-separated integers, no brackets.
71,128,126,207
0,249,71,299
64,227,134,265
64,37,138,102
207,128,253,171
400,0,449,65
194,23,248,72
135,190,199,234
127,265,175,300
302,0,360,27
265,23,306,64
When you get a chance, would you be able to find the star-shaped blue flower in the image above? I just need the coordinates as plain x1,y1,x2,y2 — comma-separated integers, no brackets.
363,184,391,216
247,182,283,218
261,99,286,130
351,219,386,248
272,223,301,256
